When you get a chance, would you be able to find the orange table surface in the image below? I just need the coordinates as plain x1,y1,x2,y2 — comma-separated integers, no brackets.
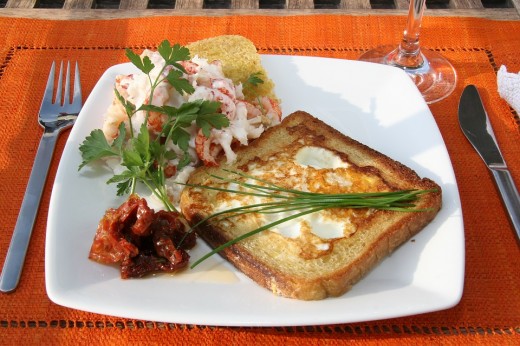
0,15,519,345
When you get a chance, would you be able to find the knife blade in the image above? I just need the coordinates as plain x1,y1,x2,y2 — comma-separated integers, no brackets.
459,85,520,242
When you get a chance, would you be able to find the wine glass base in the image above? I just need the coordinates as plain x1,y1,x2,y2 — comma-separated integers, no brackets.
359,45,457,104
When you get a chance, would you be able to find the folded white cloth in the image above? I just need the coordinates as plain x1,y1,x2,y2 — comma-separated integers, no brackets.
497,65,520,114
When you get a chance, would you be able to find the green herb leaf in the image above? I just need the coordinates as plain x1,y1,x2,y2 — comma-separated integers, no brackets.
158,41,191,66
149,140,163,160
139,103,164,114
175,102,200,122
111,123,127,152
196,112,230,138
170,128,191,151
176,153,192,172
115,180,133,196
106,170,135,196
122,149,144,167
106,170,134,184
156,40,194,94
114,88,136,116
125,49,154,74
192,100,230,137
164,150,177,161
114,89,136,138
133,122,151,163
78,123,125,170
166,69,195,95
199,99,221,112
246,72,264,87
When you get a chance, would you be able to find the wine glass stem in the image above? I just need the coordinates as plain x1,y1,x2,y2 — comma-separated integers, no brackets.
389,0,427,69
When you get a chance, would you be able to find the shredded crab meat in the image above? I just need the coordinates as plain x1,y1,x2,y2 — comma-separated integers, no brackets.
101,49,281,205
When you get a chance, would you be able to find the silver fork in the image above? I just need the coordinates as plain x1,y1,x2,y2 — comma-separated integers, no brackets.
0,61,82,293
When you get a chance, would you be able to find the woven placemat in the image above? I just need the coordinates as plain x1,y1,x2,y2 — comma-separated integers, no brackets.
0,15,519,344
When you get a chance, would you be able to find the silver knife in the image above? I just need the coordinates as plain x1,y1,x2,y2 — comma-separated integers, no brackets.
459,85,520,241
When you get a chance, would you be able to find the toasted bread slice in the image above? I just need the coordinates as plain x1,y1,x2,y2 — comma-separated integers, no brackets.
186,35,276,100
180,111,442,300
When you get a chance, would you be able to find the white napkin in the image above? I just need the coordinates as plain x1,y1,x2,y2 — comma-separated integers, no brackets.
497,65,520,113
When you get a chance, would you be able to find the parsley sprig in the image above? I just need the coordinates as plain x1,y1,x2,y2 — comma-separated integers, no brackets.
78,40,230,211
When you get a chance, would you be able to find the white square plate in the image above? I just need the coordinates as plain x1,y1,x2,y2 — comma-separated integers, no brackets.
45,55,464,326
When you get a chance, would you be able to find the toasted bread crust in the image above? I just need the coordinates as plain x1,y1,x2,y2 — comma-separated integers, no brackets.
180,111,442,300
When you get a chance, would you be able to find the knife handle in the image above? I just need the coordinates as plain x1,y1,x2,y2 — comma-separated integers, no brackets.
490,168,520,242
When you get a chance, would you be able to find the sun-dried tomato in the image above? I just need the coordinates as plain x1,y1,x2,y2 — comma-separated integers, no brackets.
88,194,196,278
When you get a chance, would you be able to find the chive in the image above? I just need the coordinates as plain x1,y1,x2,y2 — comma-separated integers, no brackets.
179,169,437,268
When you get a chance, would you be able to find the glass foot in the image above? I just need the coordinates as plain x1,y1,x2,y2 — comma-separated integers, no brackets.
359,45,457,104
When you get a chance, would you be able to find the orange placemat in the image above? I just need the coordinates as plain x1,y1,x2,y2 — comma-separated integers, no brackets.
0,15,519,345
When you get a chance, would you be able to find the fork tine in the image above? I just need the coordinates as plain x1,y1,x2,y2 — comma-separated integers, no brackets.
42,61,56,106
63,61,71,106
72,61,82,107
55,61,64,105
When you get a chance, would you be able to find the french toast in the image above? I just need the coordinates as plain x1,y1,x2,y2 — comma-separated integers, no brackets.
180,111,442,300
